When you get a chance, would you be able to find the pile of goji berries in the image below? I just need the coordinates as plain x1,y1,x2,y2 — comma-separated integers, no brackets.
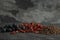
10,22,44,34
18,22,44,33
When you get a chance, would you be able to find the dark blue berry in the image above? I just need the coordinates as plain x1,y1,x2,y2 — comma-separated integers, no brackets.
12,24,18,31
1,27,6,33
6,28,13,32
18,25,26,30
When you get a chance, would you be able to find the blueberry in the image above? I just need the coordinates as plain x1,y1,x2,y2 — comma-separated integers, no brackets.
12,24,18,31
4,25,8,29
18,25,26,30
1,27,6,33
5,24,15,32
3,28,6,32
0,27,3,33
3,25,14,32
6,28,13,32
12,24,17,28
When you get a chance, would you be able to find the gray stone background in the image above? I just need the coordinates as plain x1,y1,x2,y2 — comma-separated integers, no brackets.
0,0,60,40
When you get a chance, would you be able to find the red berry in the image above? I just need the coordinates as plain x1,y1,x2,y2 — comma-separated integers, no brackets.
16,30,19,33
30,22,35,26
10,31,16,35
24,23,29,26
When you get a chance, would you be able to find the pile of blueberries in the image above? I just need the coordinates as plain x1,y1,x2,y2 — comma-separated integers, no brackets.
0,24,26,33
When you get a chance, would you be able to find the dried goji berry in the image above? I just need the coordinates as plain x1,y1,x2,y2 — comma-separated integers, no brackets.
10,31,16,35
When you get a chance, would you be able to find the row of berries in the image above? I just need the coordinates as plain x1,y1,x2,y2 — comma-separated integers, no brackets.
0,24,26,33
0,22,60,35
0,23,44,34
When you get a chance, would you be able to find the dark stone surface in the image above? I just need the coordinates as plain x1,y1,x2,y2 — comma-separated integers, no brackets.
8,10,19,16
15,0,34,10
0,15,18,23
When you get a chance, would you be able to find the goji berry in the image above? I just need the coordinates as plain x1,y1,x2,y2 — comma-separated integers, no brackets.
10,31,16,35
